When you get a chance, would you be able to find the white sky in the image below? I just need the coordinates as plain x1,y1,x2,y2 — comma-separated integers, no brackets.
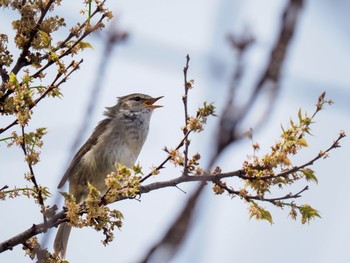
1,0,349,262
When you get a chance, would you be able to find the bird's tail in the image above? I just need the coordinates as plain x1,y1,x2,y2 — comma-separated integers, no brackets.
54,222,72,259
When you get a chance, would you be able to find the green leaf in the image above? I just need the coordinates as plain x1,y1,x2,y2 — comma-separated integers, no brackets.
302,168,318,184
249,202,273,224
38,29,51,46
49,51,59,62
297,137,308,147
260,208,273,224
132,163,143,175
9,72,18,85
298,107,302,124
280,123,285,134
299,204,321,224
78,41,94,50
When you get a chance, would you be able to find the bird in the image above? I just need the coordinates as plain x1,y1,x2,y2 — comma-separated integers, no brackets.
53,93,163,258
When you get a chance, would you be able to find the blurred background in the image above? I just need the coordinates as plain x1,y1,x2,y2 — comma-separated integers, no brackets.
0,0,349,262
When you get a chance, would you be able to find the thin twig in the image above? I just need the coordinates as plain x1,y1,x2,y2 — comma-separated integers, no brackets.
216,181,308,204
140,55,192,183
182,54,191,176
20,126,46,224
245,131,346,181
140,130,192,183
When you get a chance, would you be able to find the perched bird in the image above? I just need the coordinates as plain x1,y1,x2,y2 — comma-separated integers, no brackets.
54,93,163,258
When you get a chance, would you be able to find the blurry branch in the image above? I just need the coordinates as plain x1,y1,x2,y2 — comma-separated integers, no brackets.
139,0,305,262
139,182,205,263
214,31,254,163
216,0,304,157
68,21,128,158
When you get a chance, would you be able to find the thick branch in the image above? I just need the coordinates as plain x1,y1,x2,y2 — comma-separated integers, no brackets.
0,210,65,253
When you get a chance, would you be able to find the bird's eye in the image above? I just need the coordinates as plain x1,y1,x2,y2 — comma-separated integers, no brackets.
133,96,141,101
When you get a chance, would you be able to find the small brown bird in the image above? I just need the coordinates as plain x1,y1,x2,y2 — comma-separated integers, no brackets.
54,93,162,258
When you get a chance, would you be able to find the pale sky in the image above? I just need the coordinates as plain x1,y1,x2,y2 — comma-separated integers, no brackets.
1,0,349,262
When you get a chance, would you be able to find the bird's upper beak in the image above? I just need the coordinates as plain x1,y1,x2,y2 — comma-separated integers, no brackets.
144,96,164,109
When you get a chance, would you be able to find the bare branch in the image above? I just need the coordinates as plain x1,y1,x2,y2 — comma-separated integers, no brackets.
182,54,191,176
216,0,304,159
0,211,66,253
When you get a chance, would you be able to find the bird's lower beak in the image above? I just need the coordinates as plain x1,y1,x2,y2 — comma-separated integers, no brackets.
144,96,164,109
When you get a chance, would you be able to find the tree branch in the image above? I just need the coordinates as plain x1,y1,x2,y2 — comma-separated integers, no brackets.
20,125,46,223
0,59,83,135
182,54,191,176
11,0,56,76
0,211,66,253
140,130,192,183
0,127,345,254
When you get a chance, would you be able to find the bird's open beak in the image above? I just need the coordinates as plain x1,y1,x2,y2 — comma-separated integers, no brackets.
144,96,164,109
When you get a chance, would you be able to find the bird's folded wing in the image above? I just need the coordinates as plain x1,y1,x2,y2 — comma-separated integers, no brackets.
57,118,112,189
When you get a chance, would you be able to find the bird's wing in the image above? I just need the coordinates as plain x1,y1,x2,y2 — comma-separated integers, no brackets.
57,118,112,189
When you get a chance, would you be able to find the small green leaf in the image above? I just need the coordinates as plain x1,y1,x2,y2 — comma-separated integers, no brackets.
302,168,318,184
9,72,18,85
249,202,273,224
297,137,308,147
299,204,321,224
260,208,273,224
78,41,94,50
49,51,59,62
132,163,143,175
280,124,285,133
38,29,51,46
298,107,302,123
